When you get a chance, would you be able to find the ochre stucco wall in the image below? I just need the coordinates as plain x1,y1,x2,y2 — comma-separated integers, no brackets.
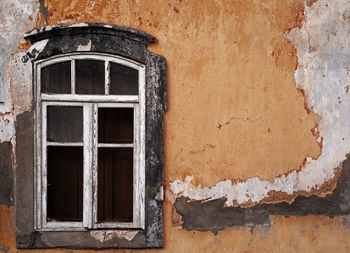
1,0,350,252
35,0,321,185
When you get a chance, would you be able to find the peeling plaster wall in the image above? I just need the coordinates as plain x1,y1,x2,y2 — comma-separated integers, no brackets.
1,0,350,252
0,0,38,142
171,0,350,206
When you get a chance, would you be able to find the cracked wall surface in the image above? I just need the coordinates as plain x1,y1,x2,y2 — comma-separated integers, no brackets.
0,0,38,143
1,0,350,252
171,0,350,207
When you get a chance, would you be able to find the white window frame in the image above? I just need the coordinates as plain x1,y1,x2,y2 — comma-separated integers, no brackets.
34,53,146,231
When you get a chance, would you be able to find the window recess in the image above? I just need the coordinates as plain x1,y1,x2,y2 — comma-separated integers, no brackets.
35,54,146,231
17,23,165,249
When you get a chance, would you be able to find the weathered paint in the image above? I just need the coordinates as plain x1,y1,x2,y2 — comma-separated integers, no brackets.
1,0,350,251
24,39,49,61
171,0,350,206
0,0,38,142
174,154,350,233
89,230,139,242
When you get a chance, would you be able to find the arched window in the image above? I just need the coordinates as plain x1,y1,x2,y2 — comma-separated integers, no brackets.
16,23,166,249
35,53,146,230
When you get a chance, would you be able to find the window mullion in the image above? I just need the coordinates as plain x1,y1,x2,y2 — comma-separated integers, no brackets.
71,60,76,94
83,103,93,228
105,61,110,95
35,65,42,229
91,103,98,228
41,102,48,229
131,66,146,228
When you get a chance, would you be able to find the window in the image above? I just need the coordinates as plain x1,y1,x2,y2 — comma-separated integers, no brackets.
16,23,166,249
35,54,145,230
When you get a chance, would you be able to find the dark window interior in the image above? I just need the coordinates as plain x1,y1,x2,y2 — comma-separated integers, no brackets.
40,60,139,96
47,146,83,222
98,107,134,143
97,148,133,222
76,60,105,94
44,65,136,224
41,61,71,94
97,107,134,222
110,63,139,95
47,106,83,142
46,105,83,222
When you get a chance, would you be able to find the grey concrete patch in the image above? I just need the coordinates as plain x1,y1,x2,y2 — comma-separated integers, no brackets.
0,246,9,253
341,216,350,229
0,142,13,206
174,155,350,233
175,197,270,235
15,111,34,236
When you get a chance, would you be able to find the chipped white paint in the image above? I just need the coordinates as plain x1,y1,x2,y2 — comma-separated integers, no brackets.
68,22,89,28
26,39,49,60
0,107,14,143
171,0,350,206
155,186,164,201
90,230,139,242
77,40,92,51
10,52,33,114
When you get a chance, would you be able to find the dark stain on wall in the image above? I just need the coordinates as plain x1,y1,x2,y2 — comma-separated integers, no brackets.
15,111,35,244
174,155,350,234
0,141,13,206
0,246,10,253
38,0,49,24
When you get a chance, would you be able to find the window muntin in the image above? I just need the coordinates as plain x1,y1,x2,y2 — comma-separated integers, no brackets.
34,53,145,231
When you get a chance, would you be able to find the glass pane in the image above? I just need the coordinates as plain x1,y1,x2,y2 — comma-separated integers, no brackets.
97,148,133,222
98,107,133,143
47,146,83,222
76,60,105,94
110,63,138,95
47,106,83,142
41,61,71,94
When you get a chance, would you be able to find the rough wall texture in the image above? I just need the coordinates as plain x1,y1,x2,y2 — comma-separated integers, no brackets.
0,0,38,142
1,0,350,252
170,0,350,206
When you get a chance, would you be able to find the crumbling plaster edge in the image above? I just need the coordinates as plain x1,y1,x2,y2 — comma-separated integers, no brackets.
170,0,350,207
90,230,140,243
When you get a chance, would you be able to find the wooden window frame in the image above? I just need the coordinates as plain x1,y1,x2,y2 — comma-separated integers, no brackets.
34,53,146,231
